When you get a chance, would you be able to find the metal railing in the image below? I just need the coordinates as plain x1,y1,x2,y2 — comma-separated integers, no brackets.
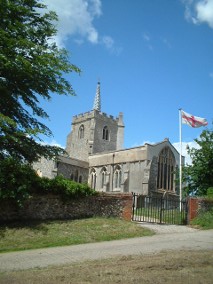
132,193,188,225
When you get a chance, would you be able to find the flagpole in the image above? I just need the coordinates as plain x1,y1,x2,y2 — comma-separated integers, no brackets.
179,108,182,210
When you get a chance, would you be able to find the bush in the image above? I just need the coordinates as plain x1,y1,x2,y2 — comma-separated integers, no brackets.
207,187,213,199
34,175,97,199
0,159,97,206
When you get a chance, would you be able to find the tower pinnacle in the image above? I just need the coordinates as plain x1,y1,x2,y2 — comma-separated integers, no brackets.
93,81,101,111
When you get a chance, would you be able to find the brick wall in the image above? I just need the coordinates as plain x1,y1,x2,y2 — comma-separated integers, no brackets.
187,197,213,222
0,193,133,222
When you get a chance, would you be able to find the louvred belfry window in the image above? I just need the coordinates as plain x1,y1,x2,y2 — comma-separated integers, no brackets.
79,125,84,139
102,126,109,140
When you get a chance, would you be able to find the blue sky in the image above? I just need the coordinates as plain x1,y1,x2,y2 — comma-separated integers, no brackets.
41,0,213,163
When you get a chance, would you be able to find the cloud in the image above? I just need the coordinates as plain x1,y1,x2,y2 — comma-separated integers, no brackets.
39,139,65,149
196,0,213,27
173,140,200,165
161,37,172,49
43,0,101,46
43,0,119,52
183,0,213,29
142,32,154,51
143,32,151,42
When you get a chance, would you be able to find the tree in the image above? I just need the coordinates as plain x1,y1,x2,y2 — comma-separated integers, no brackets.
183,125,213,196
0,0,80,163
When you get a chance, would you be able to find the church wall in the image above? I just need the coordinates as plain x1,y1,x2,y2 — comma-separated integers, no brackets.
57,162,88,183
128,161,147,194
116,112,124,150
92,112,118,153
32,157,57,179
66,110,123,161
89,160,148,194
89,146,147,167
147,142,181,196
88,141,181,196
146,140,181,167
32,156,89,184
148,157,158,194
66,112,94,161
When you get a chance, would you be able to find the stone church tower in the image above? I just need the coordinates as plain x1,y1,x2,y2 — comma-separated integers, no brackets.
66,82,125,162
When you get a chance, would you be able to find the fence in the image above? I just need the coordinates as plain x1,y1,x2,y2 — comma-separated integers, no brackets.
132,193,188,225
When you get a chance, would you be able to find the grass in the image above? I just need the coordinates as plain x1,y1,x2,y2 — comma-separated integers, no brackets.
1,250,213,283
0,217,154,253
134,207,186,225
190,210,213,229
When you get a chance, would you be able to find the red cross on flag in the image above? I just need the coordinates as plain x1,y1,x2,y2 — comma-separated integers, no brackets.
181,110,208,128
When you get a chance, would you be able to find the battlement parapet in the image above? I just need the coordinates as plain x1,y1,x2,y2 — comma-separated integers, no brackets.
72,110,118,123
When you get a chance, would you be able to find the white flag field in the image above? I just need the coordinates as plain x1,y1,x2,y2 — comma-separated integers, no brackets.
181,110,208,128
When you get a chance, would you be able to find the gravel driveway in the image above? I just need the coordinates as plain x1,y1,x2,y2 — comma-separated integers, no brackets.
137,222,199,234
0,224,212,272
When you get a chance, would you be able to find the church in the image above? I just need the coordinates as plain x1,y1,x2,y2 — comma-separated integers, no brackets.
34,82,182,197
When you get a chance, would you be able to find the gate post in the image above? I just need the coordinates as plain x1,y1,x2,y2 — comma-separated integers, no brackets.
187,197,199,223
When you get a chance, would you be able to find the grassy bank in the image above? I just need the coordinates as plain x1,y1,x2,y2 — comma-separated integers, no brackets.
0,217,154,253
190,210,213,229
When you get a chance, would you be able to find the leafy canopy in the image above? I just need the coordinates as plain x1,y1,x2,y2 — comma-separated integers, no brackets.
0,0,80,163
183,124,213,196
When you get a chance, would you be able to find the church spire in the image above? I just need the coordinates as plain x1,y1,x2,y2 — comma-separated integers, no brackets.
93,81,101,112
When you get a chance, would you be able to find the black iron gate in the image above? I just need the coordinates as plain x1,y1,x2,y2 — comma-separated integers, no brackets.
132,193,188,225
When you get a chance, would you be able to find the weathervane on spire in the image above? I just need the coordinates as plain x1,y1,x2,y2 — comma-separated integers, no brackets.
93,81,101,112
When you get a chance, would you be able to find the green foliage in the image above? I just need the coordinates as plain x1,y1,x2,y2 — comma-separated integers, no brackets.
0,159,96,206
0,158,37,206
207,187,213,198
0,0,80,163
191,209,213,229
183,125,213,196
34,175,97,199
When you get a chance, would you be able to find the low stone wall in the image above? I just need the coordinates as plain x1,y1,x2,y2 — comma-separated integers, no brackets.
0,193,133,222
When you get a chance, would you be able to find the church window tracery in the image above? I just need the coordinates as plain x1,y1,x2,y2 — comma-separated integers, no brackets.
114,165,122,189
157,147,175,191
90,168,97,189
101,167,107,188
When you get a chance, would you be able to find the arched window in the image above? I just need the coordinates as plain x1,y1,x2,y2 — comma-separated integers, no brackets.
157,147,175,191
78,125,84,139
101,167,107,188
102,126,109,140
70,173,74,180
90,168,97,190
114,166,122,189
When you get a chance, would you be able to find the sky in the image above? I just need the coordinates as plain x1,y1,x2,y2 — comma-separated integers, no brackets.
40,0,213,164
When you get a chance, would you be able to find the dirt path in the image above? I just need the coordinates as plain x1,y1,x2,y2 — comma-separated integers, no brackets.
0,226,212,272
